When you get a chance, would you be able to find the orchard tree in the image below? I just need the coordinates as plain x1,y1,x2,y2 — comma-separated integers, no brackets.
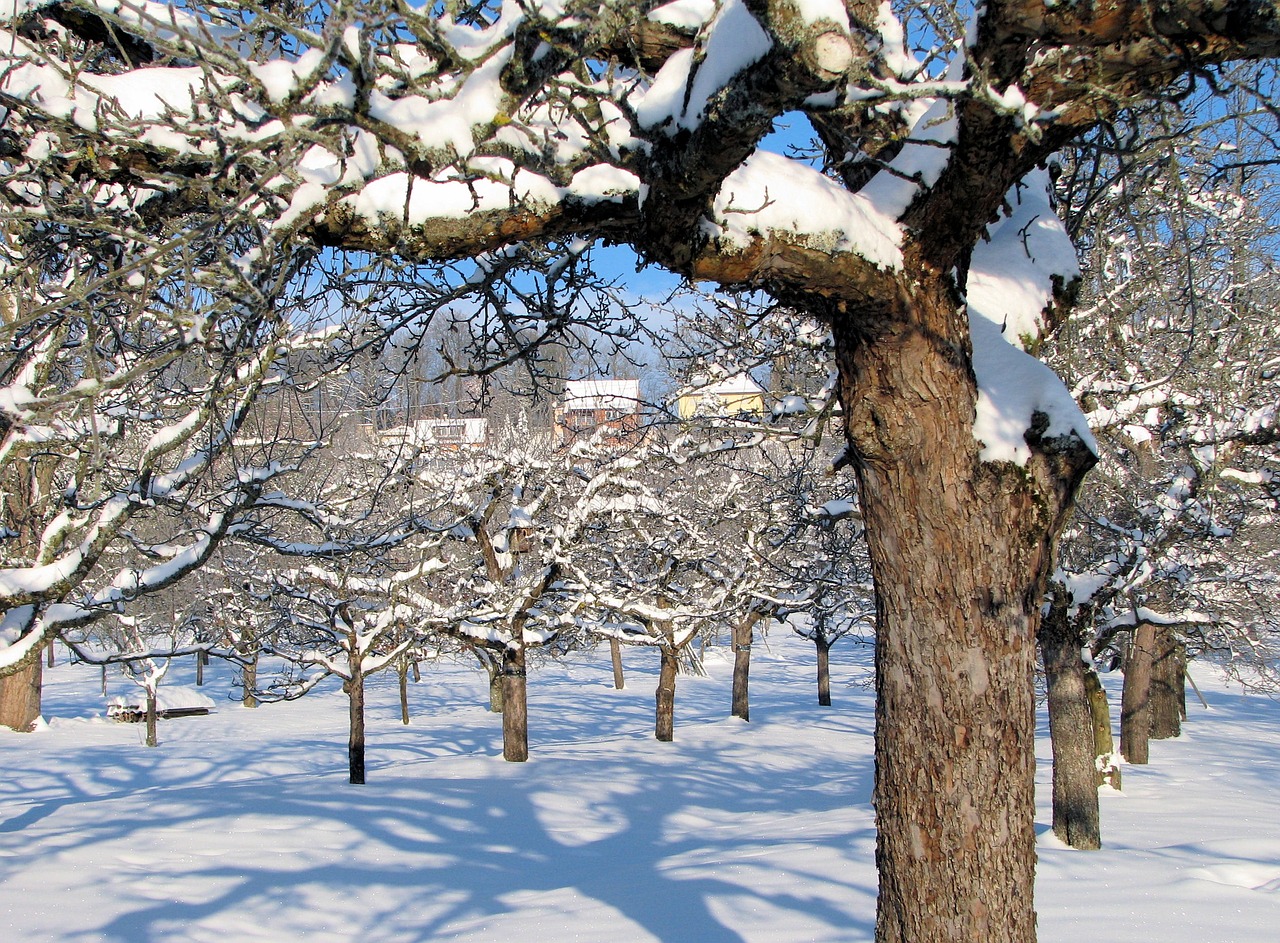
5,2,1280,940
1039,77,1280,848
259,562,427,784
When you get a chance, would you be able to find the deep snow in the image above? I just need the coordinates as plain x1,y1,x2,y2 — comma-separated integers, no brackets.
2,633,1278,942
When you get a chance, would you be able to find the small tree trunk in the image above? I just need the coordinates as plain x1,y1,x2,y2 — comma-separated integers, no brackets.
610,638,625,690
398,656,411,725
239,625,259,709
655,646,677,742
0,657,42,732
1120,621,1157,764
145,688,159,748
1039,602,1100,849
487,659,504,713
1084,667,1121,791
502,642,528,762
816,636,832,707
1149,626,1184,740
101,664,108,698
731,612,756,722
242,652,259,709
411,659,421,683
347,670,366,784
46,640,55,668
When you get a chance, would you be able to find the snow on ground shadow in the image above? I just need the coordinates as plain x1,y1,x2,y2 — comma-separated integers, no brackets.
2,634,1279,942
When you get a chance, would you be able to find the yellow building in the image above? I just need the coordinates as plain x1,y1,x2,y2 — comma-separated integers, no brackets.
676,374,767,420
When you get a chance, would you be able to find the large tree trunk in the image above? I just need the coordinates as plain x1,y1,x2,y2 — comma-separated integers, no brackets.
1084,666,1121,791
655,646,677,742
1149,626,1184,740
1120,621,1157,765
0,657,42,732
347,669,366,784
831,281,1093,943
502,641,528,762
1039,600,1101,849
731,612,756,722
816,636,832,707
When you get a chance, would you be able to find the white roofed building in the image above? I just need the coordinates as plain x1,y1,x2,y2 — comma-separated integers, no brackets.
554,379,644,444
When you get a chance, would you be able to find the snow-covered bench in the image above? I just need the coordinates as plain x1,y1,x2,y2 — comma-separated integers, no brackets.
107,687,216,724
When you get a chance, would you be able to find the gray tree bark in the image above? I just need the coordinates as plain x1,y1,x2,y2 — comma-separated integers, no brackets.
731,612,758,722
610,638,625,690
1149,626,1185,740
1120,621,1158,765
502,641,528,762
655,646,678,742
1039,600,1101,849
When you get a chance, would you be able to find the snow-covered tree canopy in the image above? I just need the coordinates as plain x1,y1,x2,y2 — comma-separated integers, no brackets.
5,3,1280,941
1,0,1273,350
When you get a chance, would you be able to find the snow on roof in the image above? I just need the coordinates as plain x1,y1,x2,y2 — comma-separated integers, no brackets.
561,379,642,411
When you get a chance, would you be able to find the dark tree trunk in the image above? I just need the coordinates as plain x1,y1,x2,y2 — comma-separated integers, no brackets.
347,669,366,784
398,656,411,725
1149,626,1184,740
1039,600,1100,849
731,612,756,722
195,650,204,686
655,646,677,742
411,659,421,683
502,641,528,762
1120,621,1157,765
0,657,42,732
145,688,159,748
46,640,54,668
816,636,832,707
1084,666,1121,791
830,276,1093,943
610,637,625,690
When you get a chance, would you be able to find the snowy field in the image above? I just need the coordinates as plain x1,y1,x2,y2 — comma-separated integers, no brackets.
2,633,1279,943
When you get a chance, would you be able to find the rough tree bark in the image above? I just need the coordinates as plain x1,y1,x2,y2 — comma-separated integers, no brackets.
1039,597,1101,849
502,640,528,762
655,643,678,743
610,638,625,691
731,611,760,722
831,271,1094,941
0,657,41,731
1084,667,1121,791
144,688,159,748
346,669,366,785
816,636,832,707
1121,620,1158,765
398,655,411,726
1150,626,1185,740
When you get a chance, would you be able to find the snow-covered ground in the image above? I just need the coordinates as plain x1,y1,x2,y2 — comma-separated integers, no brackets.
2,633,1278,942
